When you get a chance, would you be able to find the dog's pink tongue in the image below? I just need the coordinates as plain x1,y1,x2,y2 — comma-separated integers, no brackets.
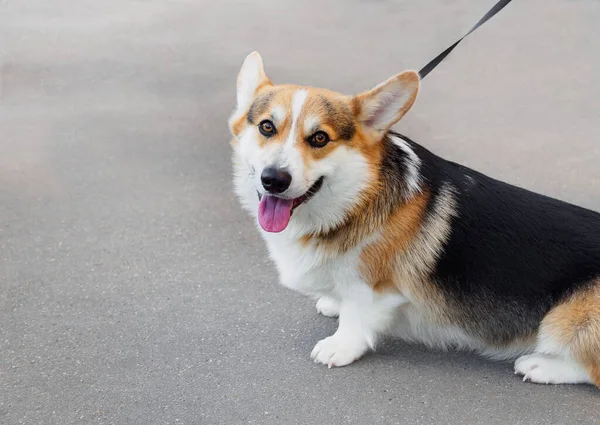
258,195,293,233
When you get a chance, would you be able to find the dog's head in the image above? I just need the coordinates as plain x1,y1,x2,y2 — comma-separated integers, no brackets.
229,52,419,235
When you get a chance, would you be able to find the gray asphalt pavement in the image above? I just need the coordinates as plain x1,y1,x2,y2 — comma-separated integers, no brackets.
1,0,600,424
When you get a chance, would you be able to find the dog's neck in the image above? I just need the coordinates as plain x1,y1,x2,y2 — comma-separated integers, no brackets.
299,133,428,255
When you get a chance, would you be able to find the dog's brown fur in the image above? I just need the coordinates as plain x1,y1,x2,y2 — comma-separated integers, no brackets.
541,280,600,387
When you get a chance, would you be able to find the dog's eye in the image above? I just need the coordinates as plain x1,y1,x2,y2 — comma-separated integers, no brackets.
308,131,330,148
258,120,276,137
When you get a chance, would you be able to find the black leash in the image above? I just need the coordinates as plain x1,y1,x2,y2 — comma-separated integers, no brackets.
419,0,513,79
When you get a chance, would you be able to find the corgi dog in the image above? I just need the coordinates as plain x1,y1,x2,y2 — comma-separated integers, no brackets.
228,52,600,387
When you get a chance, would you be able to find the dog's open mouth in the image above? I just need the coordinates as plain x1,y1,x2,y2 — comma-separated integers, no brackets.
257,177,324,233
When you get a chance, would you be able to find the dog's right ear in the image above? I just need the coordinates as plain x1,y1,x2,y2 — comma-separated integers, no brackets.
235,51,271,114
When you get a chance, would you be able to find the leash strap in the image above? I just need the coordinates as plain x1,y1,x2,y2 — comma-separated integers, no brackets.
419,0,514,79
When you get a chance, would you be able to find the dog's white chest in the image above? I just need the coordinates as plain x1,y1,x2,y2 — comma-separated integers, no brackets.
261,231,362,298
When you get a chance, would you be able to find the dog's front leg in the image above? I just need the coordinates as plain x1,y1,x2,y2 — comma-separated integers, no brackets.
310,286,407,368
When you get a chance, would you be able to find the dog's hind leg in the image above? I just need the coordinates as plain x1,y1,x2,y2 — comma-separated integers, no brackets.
514,353,592,384
514,280,600,388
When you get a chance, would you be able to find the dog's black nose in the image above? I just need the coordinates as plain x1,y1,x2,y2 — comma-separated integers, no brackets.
261,167,292,194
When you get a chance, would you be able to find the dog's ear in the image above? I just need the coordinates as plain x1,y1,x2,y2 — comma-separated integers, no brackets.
352,71,420,139
235,51,271,113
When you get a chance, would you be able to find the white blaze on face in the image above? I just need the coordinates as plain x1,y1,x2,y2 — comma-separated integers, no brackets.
277,89,309,193
257,89,310,234
285,89,308,149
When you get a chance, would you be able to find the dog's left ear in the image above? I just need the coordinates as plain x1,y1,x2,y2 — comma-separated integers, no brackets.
352,71,420,139
235,51,271,113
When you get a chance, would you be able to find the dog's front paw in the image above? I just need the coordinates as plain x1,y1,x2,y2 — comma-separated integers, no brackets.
310,334,367,368
315,296,340,318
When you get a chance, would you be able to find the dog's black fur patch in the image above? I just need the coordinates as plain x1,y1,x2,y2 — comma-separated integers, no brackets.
391,131,600,344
